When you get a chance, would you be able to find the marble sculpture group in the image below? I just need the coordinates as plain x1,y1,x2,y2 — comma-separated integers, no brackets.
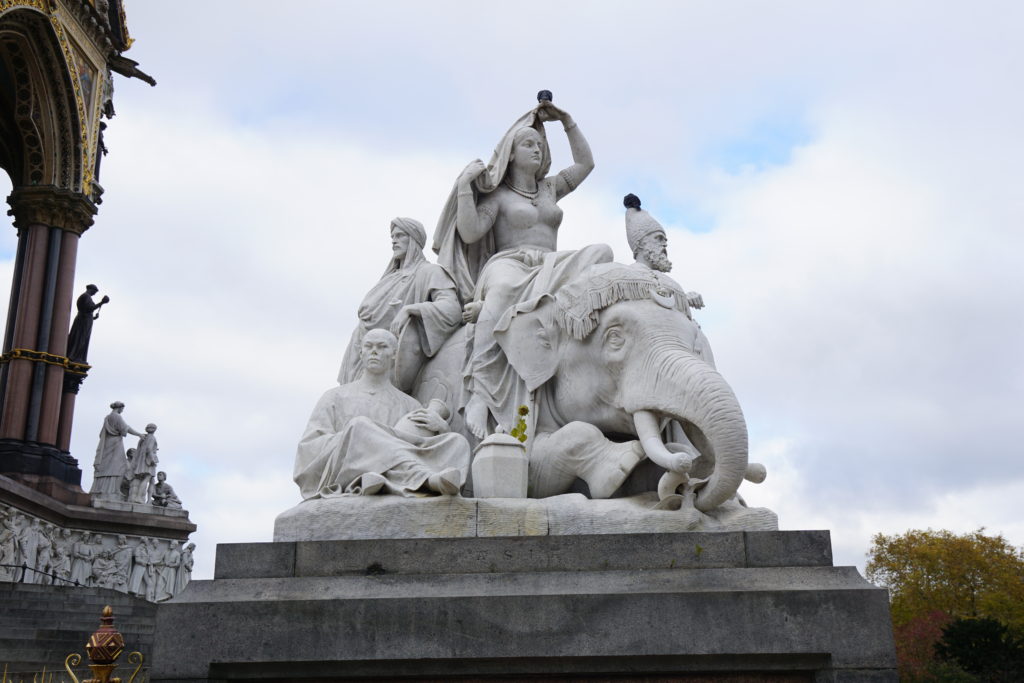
293,94,772,527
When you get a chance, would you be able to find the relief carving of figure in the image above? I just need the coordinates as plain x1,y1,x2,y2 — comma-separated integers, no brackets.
339,218,462,392
67,284,109,363
113,535,133,591
35,524,54,585
0,510,19,580
53,528,73,582
90,401,144,501
70,532,98,586
433,96,612,438
93,550,119,589
127,538,150,597
157,540,180,601
51,543,71,583
145,537,163,601
175,542,194,595
294,329,470,499
17,518,44,583
129,424,159,504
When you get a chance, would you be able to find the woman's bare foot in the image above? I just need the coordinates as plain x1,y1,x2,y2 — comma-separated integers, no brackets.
465,393,489,440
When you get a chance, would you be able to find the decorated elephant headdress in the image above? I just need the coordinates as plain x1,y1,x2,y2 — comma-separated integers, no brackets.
553,264,691,340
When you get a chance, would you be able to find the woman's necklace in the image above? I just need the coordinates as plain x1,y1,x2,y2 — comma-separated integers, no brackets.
504,178,540,206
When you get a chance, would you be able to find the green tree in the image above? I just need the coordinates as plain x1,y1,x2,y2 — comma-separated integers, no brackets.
936,617,1024,682
866,529,1024,630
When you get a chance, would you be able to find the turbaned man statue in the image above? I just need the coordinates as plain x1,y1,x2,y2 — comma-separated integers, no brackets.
337,217,461,392
295,328,470,498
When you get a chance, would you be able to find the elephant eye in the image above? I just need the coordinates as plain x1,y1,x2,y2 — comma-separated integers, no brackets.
604,326,625,350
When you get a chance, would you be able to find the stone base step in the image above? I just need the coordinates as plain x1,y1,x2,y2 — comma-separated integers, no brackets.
153,530,897,682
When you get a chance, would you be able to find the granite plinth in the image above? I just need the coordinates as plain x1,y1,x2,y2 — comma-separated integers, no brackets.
274,492,778,541
151,531,896,682
0,438,81,487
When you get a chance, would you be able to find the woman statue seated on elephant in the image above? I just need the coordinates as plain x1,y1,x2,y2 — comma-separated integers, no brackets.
433,96,613,439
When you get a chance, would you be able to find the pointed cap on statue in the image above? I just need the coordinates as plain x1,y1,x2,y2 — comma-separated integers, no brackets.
623,194,665,254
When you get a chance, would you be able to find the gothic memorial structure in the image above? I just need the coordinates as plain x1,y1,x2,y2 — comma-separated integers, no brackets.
0,10,197,672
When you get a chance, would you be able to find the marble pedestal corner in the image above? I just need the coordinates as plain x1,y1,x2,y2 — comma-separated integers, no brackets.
151,530,897,682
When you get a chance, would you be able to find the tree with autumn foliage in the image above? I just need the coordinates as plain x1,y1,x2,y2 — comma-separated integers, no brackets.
866,529,1024,681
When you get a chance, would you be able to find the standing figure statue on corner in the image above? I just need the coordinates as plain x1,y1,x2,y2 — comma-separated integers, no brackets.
67,284,109,364
90,401,144,502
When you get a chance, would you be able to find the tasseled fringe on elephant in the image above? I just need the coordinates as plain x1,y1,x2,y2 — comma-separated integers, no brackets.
555,269,689,340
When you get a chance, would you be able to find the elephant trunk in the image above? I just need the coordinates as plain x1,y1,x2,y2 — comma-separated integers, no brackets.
622,343,748,512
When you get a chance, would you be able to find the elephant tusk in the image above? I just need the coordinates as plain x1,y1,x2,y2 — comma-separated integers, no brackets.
633,410,694,474
657,471,688,500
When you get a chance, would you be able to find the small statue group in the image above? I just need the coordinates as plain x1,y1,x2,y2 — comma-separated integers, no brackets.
90,401,183,509
0,506,194,601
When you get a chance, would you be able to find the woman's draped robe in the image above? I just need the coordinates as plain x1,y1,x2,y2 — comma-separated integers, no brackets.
90,412,132,499
432,106,612,433
467,244,611,432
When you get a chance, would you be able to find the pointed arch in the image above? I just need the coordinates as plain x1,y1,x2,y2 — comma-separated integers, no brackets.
0,6,83,192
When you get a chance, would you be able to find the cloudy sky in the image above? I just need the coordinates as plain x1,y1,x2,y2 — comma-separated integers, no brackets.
4,1,1021,579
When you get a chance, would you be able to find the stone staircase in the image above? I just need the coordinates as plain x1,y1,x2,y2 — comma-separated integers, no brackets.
0,583,157,677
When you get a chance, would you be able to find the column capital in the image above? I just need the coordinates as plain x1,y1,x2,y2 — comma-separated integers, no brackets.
7,186,98,235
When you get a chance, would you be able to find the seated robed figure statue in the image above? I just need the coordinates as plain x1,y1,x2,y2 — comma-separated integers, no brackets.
433,97,612,440
339,217,461,392
294,328,470,499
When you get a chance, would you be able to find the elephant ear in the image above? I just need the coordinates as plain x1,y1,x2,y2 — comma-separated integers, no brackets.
494,294,561,392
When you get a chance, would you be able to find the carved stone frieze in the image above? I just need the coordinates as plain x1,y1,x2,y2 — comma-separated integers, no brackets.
0,501,195,601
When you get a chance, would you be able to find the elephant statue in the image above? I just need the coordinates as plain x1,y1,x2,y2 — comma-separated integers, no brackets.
413,261,758,513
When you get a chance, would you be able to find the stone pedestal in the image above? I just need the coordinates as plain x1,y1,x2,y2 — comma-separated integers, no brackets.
274,493,779,541
151,530,897,682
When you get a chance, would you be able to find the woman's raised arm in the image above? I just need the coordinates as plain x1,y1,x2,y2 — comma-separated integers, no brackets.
539,102,594,200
